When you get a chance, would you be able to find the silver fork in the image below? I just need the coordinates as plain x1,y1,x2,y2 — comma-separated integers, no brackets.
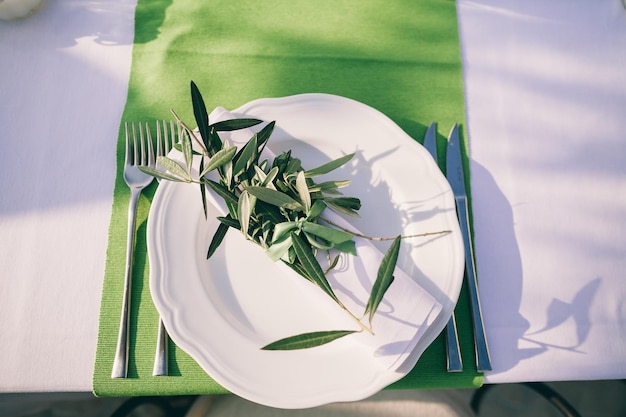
111,122,155,379
152,120,178,377
423,122,463,372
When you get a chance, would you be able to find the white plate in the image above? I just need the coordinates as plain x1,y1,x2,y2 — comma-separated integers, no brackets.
148,94,464,408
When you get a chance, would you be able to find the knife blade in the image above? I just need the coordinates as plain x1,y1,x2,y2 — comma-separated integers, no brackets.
423,122,463,372
446,124,492,372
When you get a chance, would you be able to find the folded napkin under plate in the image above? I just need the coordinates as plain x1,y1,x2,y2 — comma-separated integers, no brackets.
148,94,465,408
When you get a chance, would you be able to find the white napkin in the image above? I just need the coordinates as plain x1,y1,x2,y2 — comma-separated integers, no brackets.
193,107,443,371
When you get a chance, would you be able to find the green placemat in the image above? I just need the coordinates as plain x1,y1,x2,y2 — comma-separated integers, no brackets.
94,0,483,397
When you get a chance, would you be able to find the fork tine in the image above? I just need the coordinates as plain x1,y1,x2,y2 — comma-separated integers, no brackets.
145,123,155,168
169,120,175,152
156,121,163,159
140,123,146,166
160,121,168,156
172,120,179,149
169,120,175,151
132,122,140,166
124,122,131,165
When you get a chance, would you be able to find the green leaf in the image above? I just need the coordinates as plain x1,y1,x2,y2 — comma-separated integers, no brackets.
325,197,361,217
255,201,286,225
255,121,275,152
156,156,192,182
307,180,352,193
333,240,357,256
271,221,299,243
261,330,357,350
238,190,251,237
304,232,333,251
283,260,311,283
199,158,208,219
207,221,230,259
211,118,263,131
262,166,279,187
285,157,303,175
138,165,187,182
307,200,327,220
217,215,241,229
204,180,239,206
172,142,203,155
325,254,341,274
271,150,292,174
295,171,311,212
304,153,354,178
221,140,234,186
246,186,302,211
190,81,210,151
290,231,339,303
364,235,400,325
266,234,293,262
208,126,222,155
252,165,267,183
232,135,257,176
301,221,353,244
200,146,237,177
181,128,194,176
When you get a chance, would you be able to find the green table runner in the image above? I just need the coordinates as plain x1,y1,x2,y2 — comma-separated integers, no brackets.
94,0,483,397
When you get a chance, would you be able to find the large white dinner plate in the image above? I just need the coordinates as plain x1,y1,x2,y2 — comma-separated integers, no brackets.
148,94,464,408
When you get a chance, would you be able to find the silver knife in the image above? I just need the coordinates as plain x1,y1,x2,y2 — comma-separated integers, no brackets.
446,124,492,372
424,122,463,372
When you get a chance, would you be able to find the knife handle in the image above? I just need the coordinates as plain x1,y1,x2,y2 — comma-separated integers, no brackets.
445,314,463,372
456,197,492,372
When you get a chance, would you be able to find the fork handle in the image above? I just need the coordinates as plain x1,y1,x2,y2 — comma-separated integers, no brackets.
111,188,141,378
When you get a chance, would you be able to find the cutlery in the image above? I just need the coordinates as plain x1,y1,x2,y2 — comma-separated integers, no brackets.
446,124,492,372
423,122,463,372
152,120,177,376
112,122,156,378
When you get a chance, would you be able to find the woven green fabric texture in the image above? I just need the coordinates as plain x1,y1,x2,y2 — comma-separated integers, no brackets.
93,0,483,397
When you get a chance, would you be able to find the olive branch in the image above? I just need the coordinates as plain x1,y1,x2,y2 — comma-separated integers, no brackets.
140,81,448,350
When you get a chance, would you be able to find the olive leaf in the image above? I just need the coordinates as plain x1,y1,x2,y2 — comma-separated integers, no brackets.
255,121,275,154
190,81,212,152
266,233,293,262
325,197,361,217
138,165,188,182
271,221,299,243
207,221,230,259
204,179,238,206
301,221,353,245
304,153,354,178
232,135,258,176
246,186,303,211
295,171,311,212
199,158,208,219
307,180,352,194
306,199,326,220
199,146,237,177
332,240,357,256
261,330,358,350
290,231,339,304
155,156,192,182
210,118,263,131
364,235,400,326
180,128,194,176
238,190,252,237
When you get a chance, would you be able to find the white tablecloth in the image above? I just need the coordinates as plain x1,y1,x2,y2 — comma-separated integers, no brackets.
1,0,625,393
